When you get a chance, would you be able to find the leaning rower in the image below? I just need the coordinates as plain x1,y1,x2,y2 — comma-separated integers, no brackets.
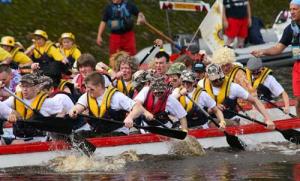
204,63,275,129
246,57,290,114
176,70,226,129
69,72,151,136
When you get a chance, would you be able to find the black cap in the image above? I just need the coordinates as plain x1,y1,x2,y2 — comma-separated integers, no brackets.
192,62,206,72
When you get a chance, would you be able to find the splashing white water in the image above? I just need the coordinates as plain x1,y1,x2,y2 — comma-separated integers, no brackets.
47,150,140,172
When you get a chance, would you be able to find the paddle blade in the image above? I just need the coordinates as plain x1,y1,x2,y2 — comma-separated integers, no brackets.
26,116,73,134
69,133,96,157
138,125,187,140
224,131,246,150
279,129,300,144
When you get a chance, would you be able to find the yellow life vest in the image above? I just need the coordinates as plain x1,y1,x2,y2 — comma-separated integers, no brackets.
87,86,117,118
246,67,272,89
116,79,132,95
14,92,48,120
228,65,246,83
203,76,231,104
33,41,54,58
10,47,20,60
179,87,202,112
58,79,70,91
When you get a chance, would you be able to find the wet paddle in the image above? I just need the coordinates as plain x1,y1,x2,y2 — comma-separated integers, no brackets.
226,109,300,144
260,96,296,118
186,95,246,150
3,87,96,156
78,114,187,140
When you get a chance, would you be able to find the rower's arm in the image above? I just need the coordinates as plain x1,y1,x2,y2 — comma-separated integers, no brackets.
212,106,226,127
69,103,85,118
247,95,271,123
179,117,188,132
281,91,290,114
124,103,145,128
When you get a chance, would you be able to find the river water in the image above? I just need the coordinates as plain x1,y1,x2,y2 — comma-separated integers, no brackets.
0,66,298,181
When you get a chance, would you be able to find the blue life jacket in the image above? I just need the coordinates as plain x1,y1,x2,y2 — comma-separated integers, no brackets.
107,1,133,32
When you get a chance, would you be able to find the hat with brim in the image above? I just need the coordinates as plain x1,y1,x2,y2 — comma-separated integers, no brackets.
247,57,263,71
181,70,195,83
206,63,225,81
166,63,186,75
20,74,40,85
132,70,148,88
150,77,167,93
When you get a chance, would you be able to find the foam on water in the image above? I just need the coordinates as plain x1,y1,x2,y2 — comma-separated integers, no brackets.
169,135,206,156
47,150,140,172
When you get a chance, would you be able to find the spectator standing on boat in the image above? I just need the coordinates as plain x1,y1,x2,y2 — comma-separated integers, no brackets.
246,57,290,114
96,0,146,56
177,70,226,129
223,0,251,48
0,64,21,101
0,36,32,70
252,0,300,118
69,72,152,135
204,63,275,129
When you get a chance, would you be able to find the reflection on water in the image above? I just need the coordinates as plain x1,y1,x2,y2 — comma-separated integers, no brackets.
273,66,293,96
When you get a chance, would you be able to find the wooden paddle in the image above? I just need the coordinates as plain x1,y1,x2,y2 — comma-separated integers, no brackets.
226,109,300,144
3,87,96,156
78,114,187,140
260,96,296,118
186,95,246,150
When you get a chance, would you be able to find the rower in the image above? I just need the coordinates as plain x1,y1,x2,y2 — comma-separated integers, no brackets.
26,30,65,76
246,57,290,114
192,62,206,88
72,53,111,96
178,70,226,129
166,62,186,90
212,46,256,95
3,73,64,144
153,50,170,79
58,32,81,74
134,77,188,131
0,101,15,145
0,64,21,101
204,63,275,129
0,36,33,71
69,72,150,136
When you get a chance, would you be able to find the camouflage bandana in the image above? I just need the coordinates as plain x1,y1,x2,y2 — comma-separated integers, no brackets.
150,77,167,93
20,73,40,86
180,70,195,83
166,63,186,75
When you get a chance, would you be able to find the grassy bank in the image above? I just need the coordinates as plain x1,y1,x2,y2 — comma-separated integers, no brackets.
0,0,289,62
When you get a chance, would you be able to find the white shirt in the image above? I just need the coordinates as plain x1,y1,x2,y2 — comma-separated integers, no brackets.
262,75,284,97
51,94,74,114
212,82,249,100
0,101,12,119
185,88,216,109
134,86,187,119
77,90,136,112
4,96,63,117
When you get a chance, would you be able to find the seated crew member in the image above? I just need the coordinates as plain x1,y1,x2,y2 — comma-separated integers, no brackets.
204,63,275,129
72,53,111,96
0,64,21,101
113,53,138,98
176,70,226,129
3,73,63,144
0,46,12,64
166,62,186,90
0,100,15,145
0,36,33,72
212,46,256,95
58,32,81,75
246,57,290,114
134,77,188,131
26,29,65,76
192,62,206,88
69,72,151,136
